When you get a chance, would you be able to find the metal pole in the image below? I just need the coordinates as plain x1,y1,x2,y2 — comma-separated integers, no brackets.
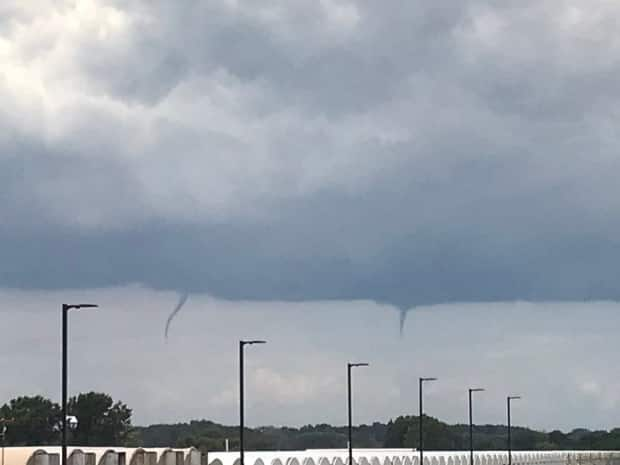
62,304,68,465
419,378,423,465
59,302,97,465
507,397,511,465
469,390,473,465
238,340,266,465
506,396,521,465
239,341,244,465
468,388,484,465
348,363,352,465
418,377,437,465
346,362,368,465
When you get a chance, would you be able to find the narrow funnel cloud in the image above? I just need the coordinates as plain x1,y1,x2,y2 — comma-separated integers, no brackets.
398,307,412,336
164,292,189,339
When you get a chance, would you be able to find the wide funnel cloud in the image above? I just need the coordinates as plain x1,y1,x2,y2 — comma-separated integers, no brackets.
2,1,620,312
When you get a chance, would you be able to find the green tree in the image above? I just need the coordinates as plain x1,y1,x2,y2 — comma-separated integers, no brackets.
68,392,132,445
549,430,567,449
384,415,463,450
0,396,61,445
384,416,414,448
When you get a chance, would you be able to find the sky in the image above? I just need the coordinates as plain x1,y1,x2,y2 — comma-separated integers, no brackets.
1,0,620,431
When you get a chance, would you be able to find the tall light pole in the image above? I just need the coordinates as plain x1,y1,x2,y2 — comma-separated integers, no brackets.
348,362,369,465
419,377,437,465
469,388,485,465
62,303,98,465
239,340,266,465
507,396,521,465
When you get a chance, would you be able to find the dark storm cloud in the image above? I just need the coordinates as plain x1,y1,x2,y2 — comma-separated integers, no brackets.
3,188,620,309
2,0,620,309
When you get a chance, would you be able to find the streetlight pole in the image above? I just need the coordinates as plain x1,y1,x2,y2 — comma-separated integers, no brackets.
61,303,98,465
239,340,266,465
419,377,437,465
348,362,369,465
469,389,485,465
507,396,521,465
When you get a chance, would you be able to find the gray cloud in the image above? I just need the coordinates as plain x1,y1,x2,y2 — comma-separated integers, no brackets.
2,0,620,310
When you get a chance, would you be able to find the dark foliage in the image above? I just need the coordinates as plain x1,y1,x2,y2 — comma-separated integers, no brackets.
0,393,131,446
4,395,620,453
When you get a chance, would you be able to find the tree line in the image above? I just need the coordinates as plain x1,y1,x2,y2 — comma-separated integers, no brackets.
3,394,620,452
136,417,620,453
0,393,132,446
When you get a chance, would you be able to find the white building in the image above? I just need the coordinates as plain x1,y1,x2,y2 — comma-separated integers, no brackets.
3,448,619,465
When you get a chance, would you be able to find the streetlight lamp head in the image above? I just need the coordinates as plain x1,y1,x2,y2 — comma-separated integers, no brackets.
348,362,369,368
508,395,522,400
241,340,267,345
64,303,99,311
420,377,438,382
470,388,485,393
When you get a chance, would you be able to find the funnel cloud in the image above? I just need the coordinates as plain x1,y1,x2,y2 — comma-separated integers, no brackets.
165,292,190,339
